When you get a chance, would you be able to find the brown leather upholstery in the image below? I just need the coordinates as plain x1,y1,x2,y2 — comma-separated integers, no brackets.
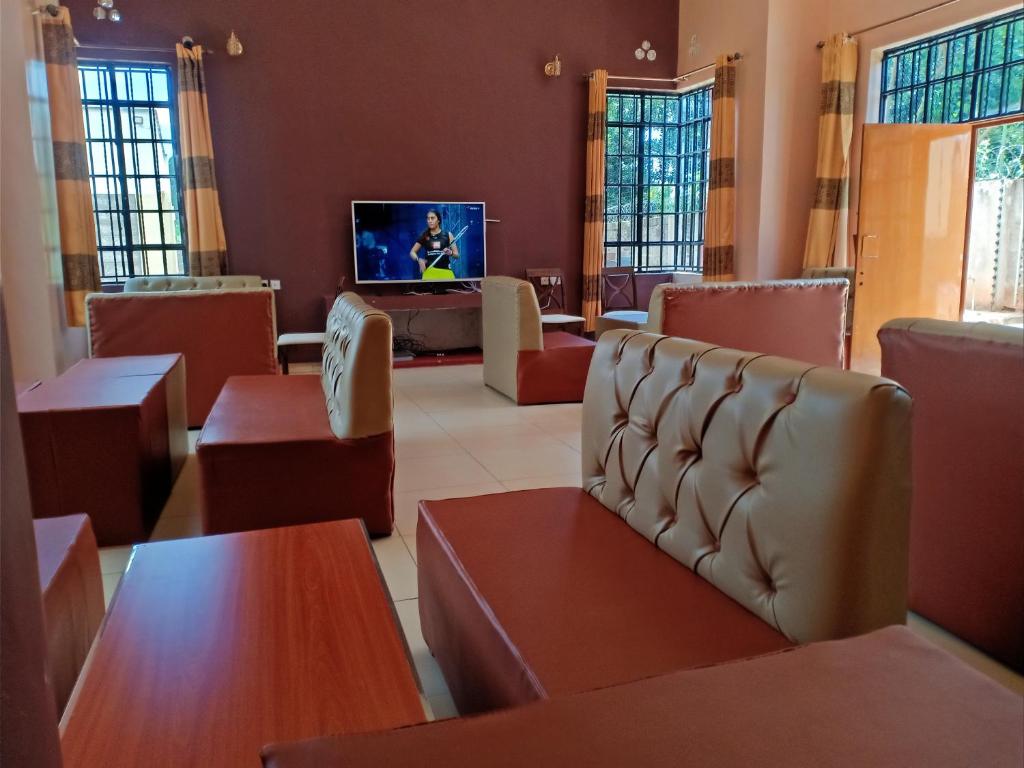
880,318,1024,672
33,514,104,715
62,354,188,480
87,287,278,426
417,488,792,713
482,277,595,404
418,331,911,714
198,294,395,536
647,278,848,367
19,365,175,545
261,627,1024,768
1,296,63,768
584,330,910,642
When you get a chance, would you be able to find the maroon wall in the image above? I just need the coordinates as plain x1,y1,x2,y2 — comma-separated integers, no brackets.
65,0,678,333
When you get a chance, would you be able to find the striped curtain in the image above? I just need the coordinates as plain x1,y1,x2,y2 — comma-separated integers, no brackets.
176,44,228,276
582,70,608,332
703,55,737,282
41,8,101,327
804,34,857,269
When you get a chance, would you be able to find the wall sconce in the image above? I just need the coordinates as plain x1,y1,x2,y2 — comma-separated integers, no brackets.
544,54,561,77
93,0,122,22
226,30,244,57
634,40,656,62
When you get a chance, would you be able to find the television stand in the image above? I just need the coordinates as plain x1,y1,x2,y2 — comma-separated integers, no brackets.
325,291,482,353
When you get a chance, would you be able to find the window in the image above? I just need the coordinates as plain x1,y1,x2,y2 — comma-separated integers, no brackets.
79,62,186,284
879,8,1023,124
604,86,712,273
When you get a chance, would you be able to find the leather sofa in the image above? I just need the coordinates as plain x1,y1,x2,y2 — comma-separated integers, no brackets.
482,276,596,405
33,514,104,715
879,318,1024,673
261,627,1023,767
418,330,911,714
86,275,277,426
19,354,186,545
198,293,396,536
596,278,849,369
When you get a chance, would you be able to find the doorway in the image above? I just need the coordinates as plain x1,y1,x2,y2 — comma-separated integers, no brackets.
963,118,1024,328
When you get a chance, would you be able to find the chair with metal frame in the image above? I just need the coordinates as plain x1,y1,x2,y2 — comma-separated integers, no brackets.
595,266,649,338
524,268,586,330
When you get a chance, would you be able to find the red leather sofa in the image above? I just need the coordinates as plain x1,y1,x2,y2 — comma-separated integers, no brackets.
32,515,104,715
420,330,911,714
482,277,596,405
262,627,1023,767
649,278,849,367
19,354,186,545
86,276,278,426
198,293,395,536
880,318,1024,673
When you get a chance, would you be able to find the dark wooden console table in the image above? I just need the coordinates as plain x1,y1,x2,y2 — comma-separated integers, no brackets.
324,292,482,353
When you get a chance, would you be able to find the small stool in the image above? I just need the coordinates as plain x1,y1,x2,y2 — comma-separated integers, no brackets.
277,332,326,374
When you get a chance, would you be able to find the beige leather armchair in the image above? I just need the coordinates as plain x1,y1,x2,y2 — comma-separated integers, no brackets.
198,292,396,536
482,277,595,405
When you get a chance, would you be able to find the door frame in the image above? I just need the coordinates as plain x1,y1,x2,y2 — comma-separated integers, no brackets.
960,114,1024,316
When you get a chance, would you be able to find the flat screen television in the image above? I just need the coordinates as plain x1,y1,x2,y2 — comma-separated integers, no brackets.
352,201,486,284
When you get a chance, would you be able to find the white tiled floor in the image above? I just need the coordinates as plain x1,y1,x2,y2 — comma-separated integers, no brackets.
97,361,1024,726
97,362,586,720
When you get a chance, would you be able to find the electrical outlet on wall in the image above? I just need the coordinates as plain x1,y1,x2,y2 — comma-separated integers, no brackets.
269,280,282,290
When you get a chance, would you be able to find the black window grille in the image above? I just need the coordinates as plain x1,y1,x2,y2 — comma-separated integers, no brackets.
604,85,712,273
879,8,1024,124
78,62,186,284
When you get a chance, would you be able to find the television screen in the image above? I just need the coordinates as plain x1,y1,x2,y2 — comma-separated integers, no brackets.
352,201,486,284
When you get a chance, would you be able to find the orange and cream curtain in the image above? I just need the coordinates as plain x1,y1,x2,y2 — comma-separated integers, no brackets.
804,34,858,269
177,43,228,276
582,69,608,332
42,7,101,326
703,55,737,282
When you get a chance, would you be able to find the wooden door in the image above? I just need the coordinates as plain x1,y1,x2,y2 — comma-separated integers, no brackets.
851,124,972,373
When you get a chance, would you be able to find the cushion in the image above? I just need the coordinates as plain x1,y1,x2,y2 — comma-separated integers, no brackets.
417,488,792,713
198,376,395,536
261,626,1024,768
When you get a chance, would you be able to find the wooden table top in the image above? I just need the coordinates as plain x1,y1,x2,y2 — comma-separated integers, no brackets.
60,521,425,767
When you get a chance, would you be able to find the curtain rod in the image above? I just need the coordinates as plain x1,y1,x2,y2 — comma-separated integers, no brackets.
584,52,742,86
75,36,212,54
816,0,962,47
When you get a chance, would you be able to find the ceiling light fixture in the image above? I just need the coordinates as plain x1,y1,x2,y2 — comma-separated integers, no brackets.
634,40,656,62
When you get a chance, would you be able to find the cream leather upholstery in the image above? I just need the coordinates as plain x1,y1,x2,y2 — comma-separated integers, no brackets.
482,276,544,401
582,330,911,643
321,293,393,440
123,275,264,292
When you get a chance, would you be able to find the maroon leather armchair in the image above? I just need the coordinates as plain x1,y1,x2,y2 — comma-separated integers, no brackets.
880,318,1024,672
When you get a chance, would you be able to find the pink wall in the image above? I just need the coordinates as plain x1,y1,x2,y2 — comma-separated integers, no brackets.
64,0,679,333
678,0,1017,279
676,0,770,280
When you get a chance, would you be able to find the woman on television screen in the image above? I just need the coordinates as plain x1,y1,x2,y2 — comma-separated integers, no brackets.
409,209,459,281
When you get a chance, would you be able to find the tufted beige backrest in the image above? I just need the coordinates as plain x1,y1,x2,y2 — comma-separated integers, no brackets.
123,275,264,292
582,330,911,644
321,293,393,440
482,276,544,400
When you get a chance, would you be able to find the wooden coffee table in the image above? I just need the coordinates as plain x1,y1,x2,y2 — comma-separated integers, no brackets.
60,520,425,767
